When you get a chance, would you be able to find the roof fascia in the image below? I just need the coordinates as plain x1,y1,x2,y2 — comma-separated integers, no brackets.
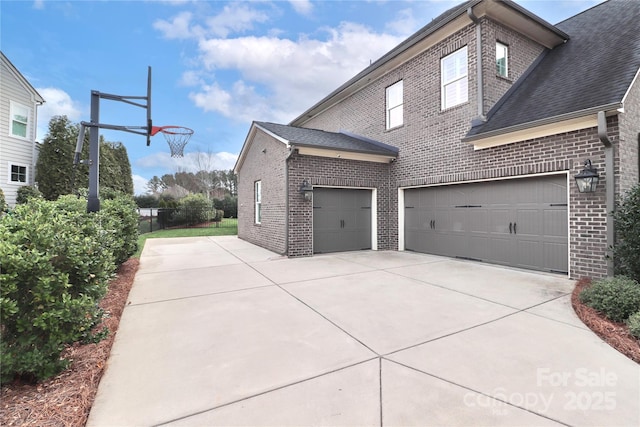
1,52,45,104
621,66,640,107
463,103,621,149
295,145,396,163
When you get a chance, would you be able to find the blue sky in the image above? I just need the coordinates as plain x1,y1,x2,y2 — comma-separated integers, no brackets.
2,0,603,194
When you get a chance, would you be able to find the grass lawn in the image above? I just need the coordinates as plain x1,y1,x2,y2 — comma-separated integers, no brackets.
134,218,238,258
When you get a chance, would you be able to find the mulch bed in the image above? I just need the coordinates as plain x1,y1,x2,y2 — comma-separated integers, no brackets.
1,269,637,426
571,277,640,364
0,258,139,427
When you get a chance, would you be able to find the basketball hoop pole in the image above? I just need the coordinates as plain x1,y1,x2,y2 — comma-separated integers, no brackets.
74,67,152,213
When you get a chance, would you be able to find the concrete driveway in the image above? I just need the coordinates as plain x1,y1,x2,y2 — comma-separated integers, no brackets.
88,236,640,426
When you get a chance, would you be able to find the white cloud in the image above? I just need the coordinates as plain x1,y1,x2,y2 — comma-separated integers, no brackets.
289,0,313,16
36,87,84,141
132,174,150,195
205,3,269,38
189,23,403,123
154,3,269,40
33,0,44,10
154,11,203,40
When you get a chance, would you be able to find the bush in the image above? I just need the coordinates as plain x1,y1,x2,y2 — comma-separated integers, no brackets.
614,184,640,282
0,187,6,212
213,195,237,218
16,185,42,204
134,194,157,208
580,276,640,323
0,199,115,382
98,195,139,264
173,194,211,226
627,311,640,339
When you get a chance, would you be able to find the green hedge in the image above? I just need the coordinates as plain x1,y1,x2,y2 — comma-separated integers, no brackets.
0,194,138,383
579,276,640,323
614,184,640,282
627,311,640,339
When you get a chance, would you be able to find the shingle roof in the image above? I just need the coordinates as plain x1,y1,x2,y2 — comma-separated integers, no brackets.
466,0,640,139
255,121,399,156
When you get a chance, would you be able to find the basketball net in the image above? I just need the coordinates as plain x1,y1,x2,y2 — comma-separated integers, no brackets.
153,126,194,158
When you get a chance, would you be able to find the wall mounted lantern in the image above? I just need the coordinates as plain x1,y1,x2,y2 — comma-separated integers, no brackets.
300,179,313,201
575,159,599,193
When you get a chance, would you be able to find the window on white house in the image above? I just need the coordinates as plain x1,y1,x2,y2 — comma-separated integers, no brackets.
255,180,262,224
386,80,403,129
10,101,30,139
441,46,468,110
10,164,27,183
496,42,508,77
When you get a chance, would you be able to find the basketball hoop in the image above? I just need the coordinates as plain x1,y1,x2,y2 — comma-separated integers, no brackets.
151,126,194,158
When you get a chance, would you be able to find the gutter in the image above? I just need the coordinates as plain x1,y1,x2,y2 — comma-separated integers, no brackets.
597,110,615,276
463,103,622,142
467,7,485,123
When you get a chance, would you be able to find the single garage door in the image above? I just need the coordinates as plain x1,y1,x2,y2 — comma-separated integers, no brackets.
313,188,372,254
404,175,567,273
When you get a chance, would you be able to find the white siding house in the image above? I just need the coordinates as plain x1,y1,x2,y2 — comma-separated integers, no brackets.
1,51,45,207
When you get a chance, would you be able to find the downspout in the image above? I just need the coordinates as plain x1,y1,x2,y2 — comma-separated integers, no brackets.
467,7,485,124
597,111,614,276
284,145,295,255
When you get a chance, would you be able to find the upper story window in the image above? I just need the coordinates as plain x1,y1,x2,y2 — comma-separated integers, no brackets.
441,46,468,110
255,180,262,224
496,42,509,77
10,101,30,139
386,80,403,129
9,164,27,183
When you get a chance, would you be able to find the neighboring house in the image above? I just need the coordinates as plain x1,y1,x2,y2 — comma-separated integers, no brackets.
0,51,45,207
235,0,640,279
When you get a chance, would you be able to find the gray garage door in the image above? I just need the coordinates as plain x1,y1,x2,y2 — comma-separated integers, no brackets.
313,188,372,254
404,175,567,273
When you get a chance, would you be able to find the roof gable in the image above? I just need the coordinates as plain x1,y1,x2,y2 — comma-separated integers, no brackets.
1,51,45,104
466,0,640,143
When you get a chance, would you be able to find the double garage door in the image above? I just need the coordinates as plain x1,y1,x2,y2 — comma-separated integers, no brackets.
313,188,372,254
404,175,568,273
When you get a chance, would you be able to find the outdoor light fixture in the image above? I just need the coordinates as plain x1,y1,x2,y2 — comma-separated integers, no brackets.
575,159,599,193
300,179,313,201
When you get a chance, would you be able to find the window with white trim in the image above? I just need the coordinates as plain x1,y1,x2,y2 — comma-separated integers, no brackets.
496,42,508,77
441,46,468,110
386,80,403,129
9,101,30,139
255,180,262,224
9,164,28,183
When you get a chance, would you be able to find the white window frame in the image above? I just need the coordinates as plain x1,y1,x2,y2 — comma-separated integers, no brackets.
255,180,262,224
441,46,468,110
496,42,509,78
9,101,30,140
386,80,403,129
8,163,28,184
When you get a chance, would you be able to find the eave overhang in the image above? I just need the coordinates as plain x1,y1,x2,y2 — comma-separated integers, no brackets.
462,103,621,150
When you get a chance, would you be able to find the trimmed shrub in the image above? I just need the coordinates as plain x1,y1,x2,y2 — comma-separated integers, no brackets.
0,199,114,382
16,185,42,205
614,184,640,282
627,312,640,339
580,276,640,323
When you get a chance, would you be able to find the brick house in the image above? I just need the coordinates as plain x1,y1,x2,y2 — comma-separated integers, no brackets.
234,0,640,279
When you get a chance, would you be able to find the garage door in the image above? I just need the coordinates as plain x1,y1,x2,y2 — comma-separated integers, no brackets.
313,188,372,254
404,175,567,273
